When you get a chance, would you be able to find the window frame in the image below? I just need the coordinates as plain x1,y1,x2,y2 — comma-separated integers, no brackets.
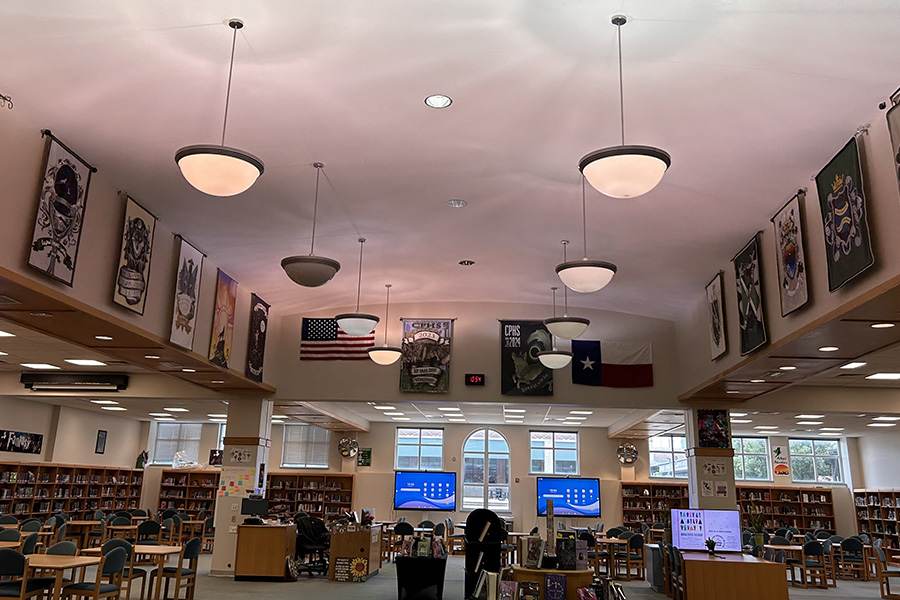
788,438,843,483
150,422,203,465
280,424,331,469
732,437,771,481
394,427,444,471
528,430,580,475
461,428,511,513
648,435,688,479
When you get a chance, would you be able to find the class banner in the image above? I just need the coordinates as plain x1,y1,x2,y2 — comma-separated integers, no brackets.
500,320,553,396
400,319,453,393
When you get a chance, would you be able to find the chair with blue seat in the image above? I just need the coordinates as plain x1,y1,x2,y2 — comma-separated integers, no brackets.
578,530,609,577
62,546,127,600
20,534,39,556
750,545,762,557
0,516,17,526
201,517,215,554
774,528,788,539
0,548,54,600
773,550,786,564
872,545,900,599
132,520,161,547
614,533,644,580
763,548,774,561
0,530,21,542
130,510,147,519
815,531,832,540
86,520,107,548
92,511,105,521
770,535,791,546
20,521,42,534
840,537,868,581
618,530,635,540
794,540,828,589
29,541,78,589
605,526,625,539
150,537,200,600
100,539,146,600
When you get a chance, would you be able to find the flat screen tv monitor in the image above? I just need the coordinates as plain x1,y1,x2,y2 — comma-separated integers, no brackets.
393,471,457,511
671,509,742,552
240,496,269,516
536,477,601,517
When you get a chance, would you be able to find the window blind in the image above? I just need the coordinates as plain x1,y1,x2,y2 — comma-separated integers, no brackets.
282,425,330,468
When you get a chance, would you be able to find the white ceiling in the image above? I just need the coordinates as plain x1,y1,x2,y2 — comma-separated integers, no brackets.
3,2,899,322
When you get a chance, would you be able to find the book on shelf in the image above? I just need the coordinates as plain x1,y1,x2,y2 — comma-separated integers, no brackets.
545,574,566,600
486,571,500,600
575,540,588,570
473,569,488,600
517,582,539,600
556,537,576,570
523,537,544,569
499,580,517,600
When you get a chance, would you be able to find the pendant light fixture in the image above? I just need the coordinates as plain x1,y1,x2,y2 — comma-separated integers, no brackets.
578,15,670,199
335,238,379,336
556,177,617,293
281,162,341,287
175,19,264,197
368,284,402,365
538,287,573,370
544,244,590,339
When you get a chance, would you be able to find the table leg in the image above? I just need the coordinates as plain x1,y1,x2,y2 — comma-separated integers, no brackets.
153,556,164,600
52,570,64,600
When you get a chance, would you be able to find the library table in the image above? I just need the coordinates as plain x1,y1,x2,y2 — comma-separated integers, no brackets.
64,520,102,548
27,554,100,600
0,540,21,549
681,552,788,600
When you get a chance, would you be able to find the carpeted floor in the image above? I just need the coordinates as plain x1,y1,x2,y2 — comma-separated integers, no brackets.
188,554,883,600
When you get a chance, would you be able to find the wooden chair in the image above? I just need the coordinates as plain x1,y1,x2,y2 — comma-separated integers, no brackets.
670,547,685,600
614,533,644,580
840,537,868,581
658,541,671,597
0,549,53,600
86,520,107,548
200,517,215,554
578,530,609,579
149,537,200,600
101,539,146,600
872,545,900,599
794,540,828,589
61,547,126,600
446,518,466,555
0,516,17,526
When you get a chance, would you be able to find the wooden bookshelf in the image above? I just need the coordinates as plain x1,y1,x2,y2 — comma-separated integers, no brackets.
854,489,900,549
158,469,220,517
620,482,836,534
0,461,143,520
266,472,353,522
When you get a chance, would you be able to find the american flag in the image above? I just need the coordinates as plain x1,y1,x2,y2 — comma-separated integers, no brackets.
300,318,374,360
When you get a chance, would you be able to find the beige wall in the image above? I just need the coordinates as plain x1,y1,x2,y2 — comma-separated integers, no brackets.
856,431,900,490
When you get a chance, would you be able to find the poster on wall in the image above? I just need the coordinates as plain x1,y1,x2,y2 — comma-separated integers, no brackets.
886,103,900,203
732,234,768,355
0,430,43,454
27,131,96,287
500,320,553,396
705,272,727,360
209,269,238,368
772,446,790,477
770,192,809,316
697,409,730,448
815,137,875,291
246,294,270,382
113,195,157,314
169,236,205,349
399,319,453,393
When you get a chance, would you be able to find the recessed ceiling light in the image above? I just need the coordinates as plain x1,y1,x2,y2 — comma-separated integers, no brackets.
796,421,824,425
569,410,593,415
730,419,752,424
447,199,467,208
749,379,766,383
796,414,824,419
818,346,839,352
0,331,15,337
858,414,867,417
820,427,844,431
504,409,526,414
101,406,127,411
154,417,176,421
819,432,842,436
447,418,466,422
764,431,781,435
871,323,895,329
210,418,227,423
726,390,741,394
20,363,60,370
272,415,286,420
438,407,462,412
29,312,52,318
866,373,900,380
90,400,118,405
562,422,582,426
566,416,587,420
144,355,160,360
0,351,7,356
211,380,225,384
164,407,189,412
779,366,796,371
94,335,113,341
868,423,896,427
181,368,196,373
392,417,411,421
840,362,867,370
754,426,778,429
373,406,396,411
505,418,524,422
149,413,171,417
424,94,452,109
730,412,747,417
208,414,228,418
65,359,107,367
873,416,900,421
384,412,405,416
459,260,475,266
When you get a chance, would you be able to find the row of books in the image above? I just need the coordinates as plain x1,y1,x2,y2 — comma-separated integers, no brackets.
473,572,625,600
398,536,448,559
522,536,589,571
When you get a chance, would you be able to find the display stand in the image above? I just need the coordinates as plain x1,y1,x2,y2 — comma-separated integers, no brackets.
328,525,382,581
395,555,448,600
464,508,506,598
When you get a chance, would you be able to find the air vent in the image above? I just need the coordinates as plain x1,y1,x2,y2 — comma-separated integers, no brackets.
837,373,865,377
0,295,20,305
159,361,183,369
20,373,128,391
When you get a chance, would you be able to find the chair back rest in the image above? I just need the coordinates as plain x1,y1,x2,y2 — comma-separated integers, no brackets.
630,533,644,550
741,531,752,546
597,523,605,533
48,541,78,556
619,530,635,540
804,532,814,542
530,526,539,535
433,523,446,537
750,545,762,557
762,548,774,561
177,513,191,522
394,522,414,536
417,520,435,529
22,519,42,532
101,547,127,577
21,533,39,555
138,520,162,537
161,518,174,531
93,510,106,520
875,538,884,550
131,509,147,517
803,540,824,557
859,533,870,543
774,550,786,563
0,516,17,525
54,523,67,544
183,537,202,559
398,516,407,522
111,516,132,526
577,530,595,547
877,546,888,564
103,538,133,560
829,535,844,543
815,531,831,540
841,537,864,555
161,509,177,520
197,510,206,521
641,523,649,534
204,517,215,534
769,535,790,546
115,511,131,518
0,529,20,541
606,527,624,538
773,528,788,538
0,549,25,577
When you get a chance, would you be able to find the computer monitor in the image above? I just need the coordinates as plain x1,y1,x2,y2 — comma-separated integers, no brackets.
536,477,601,517
240,496,269,517
393,471,457,511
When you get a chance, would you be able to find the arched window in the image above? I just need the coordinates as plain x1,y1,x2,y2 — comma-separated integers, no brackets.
462,429,510,512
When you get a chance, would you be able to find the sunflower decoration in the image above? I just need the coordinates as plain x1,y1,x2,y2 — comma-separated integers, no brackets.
350,557,368,581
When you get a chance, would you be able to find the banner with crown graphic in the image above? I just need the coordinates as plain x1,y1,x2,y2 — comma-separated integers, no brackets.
815,137,875,292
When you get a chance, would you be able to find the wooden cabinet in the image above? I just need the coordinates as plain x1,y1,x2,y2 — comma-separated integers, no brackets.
328,525,382,581
854,488,900,549
234,524,296,580
157,468,219,517
266,472,353,522
0,461,143,521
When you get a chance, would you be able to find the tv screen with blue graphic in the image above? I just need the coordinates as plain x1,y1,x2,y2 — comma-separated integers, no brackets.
536,477,600,517
393,471,457,511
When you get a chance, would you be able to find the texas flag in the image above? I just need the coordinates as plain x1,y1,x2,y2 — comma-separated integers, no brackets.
571,340,653,387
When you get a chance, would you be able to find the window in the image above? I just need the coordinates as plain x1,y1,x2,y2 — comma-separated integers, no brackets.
530,431,578,474
395,428,443,470
151,423,202,464
789,439,842,483
462,429,510,512
217,424,226,450
648,435,688,478
732,437,770,480
281,425,330,468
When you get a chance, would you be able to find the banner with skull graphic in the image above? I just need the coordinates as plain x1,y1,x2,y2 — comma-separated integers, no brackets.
500,320,553,395
113,195,157,314
27,132,96,286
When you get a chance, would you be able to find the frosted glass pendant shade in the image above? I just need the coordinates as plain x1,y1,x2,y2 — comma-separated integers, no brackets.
544,316,590,340
368,346,402,365
175,145,264,197
538,350,573,369
280,255,341,287
335,313,379,336
579,145,670,199
556,259,617,293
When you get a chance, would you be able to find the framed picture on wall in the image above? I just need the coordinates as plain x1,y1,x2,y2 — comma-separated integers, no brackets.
732,234,768,355
95,430,107,454
113,195,157,315
770,192,809,316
